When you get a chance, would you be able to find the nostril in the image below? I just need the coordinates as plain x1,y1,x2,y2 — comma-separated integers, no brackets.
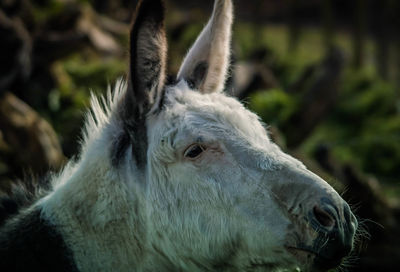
313,206,335,228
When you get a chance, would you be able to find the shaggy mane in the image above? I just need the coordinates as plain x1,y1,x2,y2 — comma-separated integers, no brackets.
81,78,127,148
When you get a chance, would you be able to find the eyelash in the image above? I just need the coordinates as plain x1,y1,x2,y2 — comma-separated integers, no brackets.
183,144,206,159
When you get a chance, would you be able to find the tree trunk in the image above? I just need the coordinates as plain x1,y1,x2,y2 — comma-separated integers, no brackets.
394,1,400,88
321,0,335,53
287,0,301,53
374,0,390,79
352,0,367,69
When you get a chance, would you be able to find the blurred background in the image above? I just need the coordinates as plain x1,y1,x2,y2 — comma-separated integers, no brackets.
0,0,399,270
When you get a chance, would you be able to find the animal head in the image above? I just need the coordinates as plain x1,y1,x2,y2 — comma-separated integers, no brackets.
73,0,358,271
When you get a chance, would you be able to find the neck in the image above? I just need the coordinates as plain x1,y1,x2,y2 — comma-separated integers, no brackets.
38,144,148,271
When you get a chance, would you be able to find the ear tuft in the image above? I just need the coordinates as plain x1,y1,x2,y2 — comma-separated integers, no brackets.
187,61,208,89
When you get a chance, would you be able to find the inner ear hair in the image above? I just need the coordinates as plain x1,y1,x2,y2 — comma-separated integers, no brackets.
187,61,208,89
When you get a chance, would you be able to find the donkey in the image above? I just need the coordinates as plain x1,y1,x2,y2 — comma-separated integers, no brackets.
0,0,358,271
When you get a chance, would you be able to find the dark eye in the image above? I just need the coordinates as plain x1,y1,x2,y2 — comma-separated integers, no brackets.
184,144,205,159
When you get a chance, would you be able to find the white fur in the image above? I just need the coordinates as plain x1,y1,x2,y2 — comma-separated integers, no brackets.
36,1,352,271
37,78,343,271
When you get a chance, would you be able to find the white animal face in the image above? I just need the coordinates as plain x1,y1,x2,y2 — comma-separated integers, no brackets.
143,78,357,270
76,0,357,271
145,83,290,268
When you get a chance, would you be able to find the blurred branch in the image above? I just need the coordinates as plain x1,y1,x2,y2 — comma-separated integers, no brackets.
286,0,301,53
76,6,123,55
0,9,32,93
321,0,335,52
373,0,390,80
0,93,65,174
95,12,129,36
232,63,279,100
34,4,125,65
352,0,367,68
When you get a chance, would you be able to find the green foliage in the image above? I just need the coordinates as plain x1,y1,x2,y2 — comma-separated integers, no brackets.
301,69,400,182
358,117,400,177
333,70,400,179
339,69,397,118
31,0,66,24
63,55,126,92
234,23,263,60
249,88,298,128
241,24,400,184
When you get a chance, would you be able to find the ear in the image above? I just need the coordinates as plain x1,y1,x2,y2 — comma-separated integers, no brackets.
127,0,167,114
118,0,167,167
177,0,233,93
